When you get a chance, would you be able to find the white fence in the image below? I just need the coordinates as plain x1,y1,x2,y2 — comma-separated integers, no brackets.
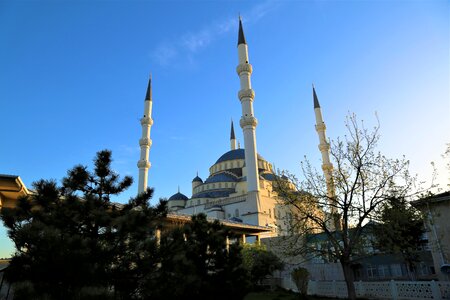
275,277,450,300
305,280,450,300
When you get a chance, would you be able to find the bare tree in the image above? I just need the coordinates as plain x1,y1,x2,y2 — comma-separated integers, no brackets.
274,114,418,300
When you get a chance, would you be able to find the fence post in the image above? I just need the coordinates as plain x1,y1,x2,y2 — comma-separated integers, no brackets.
308,280,315,295
430,280,442,300
358,280,365,297
390,280,398,300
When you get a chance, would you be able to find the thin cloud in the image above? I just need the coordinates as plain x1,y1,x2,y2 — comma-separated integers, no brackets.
151,0,279,67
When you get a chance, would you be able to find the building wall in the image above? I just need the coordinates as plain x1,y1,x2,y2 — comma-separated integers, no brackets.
423,199,450,281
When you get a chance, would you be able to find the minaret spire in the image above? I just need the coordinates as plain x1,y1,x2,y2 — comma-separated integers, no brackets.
236,17,261,219
238,16,247,46
145,74,152,101
313,85,339,230
230,119,237,150
137,75,154,194
313,84,320,108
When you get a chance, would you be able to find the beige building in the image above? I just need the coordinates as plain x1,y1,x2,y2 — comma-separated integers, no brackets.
0,174,30,209
412,191,450,281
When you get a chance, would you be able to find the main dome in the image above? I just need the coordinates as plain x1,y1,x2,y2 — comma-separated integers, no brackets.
215,149,264,164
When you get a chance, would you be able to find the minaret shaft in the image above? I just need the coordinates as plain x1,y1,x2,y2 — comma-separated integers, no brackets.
237,39,259,193
138,77,153,194
313,87,339,230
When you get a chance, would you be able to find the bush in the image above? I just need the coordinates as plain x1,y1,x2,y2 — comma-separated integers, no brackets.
291,267,309,297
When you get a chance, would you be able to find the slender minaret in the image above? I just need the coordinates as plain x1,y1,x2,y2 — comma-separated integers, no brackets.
237,17,260,206
230,120,237,150
313,85,339,230
137,75,153,194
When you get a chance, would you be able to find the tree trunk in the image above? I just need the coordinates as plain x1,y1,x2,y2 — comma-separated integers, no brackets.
340,258,356,300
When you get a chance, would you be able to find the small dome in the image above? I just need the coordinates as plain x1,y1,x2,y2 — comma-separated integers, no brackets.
168,192,188,201
192,176,203,183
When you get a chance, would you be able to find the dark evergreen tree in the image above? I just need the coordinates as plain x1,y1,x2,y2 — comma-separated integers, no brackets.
1,150,167,299
374,196,425,279
146,214,251,300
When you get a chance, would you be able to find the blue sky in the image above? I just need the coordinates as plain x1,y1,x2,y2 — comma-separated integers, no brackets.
0,0,448,257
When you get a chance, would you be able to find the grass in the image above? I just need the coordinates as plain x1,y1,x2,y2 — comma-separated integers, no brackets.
244,289,342,300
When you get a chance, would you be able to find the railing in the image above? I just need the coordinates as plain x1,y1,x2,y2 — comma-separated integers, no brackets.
306,280,450,300
204,195,247,209
274,276,450,300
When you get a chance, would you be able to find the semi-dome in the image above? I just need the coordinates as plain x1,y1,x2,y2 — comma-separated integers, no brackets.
215,149,264,164
168,192,188,201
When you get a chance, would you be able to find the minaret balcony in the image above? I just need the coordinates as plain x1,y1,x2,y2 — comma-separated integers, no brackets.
318,143,330,152
238,89,255,101
139,137,152,147
236,63,253,75
137,160,151,168
140,117,154,126
240,115,258,128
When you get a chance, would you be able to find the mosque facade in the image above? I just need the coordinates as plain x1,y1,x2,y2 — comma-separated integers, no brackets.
137,18,332,237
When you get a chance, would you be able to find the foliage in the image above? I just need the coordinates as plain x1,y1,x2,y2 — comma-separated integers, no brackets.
146,213,251,300
273,114,419,300
1,150,167,300
241,243,284,287
373,196,425,279
291,267,309,297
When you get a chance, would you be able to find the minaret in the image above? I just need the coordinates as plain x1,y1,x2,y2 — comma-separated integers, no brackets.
236,17,261,211
230,120,237,150
137,75,153,194
313,86,339,230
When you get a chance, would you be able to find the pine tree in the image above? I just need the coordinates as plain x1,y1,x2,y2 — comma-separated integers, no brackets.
146,214,251,300
1,150,167,299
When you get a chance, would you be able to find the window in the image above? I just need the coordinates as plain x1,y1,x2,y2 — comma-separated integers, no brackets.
378,265,389,277
197,200,200,205
367,265,378,278
391,264,403,277
269,209,272,218
273,207,277,219
235,209,239,217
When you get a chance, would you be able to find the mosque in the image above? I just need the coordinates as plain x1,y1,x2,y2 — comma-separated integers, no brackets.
136,18,333,236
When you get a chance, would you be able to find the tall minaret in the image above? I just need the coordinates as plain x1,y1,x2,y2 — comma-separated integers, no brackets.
313,86,339,230
236,18,260,197
137,76,153,194
230,120,237,150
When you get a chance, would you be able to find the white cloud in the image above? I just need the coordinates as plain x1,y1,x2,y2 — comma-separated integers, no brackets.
151,0,279,67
